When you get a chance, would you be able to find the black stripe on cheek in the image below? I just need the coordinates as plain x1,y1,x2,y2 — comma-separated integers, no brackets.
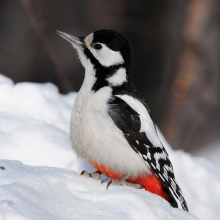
83,48,127,92
91,64,126,92
83,48,107,92
84,48,102,70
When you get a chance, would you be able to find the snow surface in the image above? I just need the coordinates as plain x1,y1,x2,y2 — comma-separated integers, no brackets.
0,74,219,219
194,141,220,174
0,160,196,220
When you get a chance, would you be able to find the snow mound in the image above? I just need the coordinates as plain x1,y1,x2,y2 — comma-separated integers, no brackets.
0,160,197,220
0,74,81,171
0,74,219,219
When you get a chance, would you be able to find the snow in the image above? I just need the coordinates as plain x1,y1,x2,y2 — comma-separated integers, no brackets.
194,140,220,174
159,128,220,220
0,74,219,219
0,75,80,171
0,160,196,220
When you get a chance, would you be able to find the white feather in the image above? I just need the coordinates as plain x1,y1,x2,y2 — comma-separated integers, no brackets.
107,68,127,86
115,95,162,148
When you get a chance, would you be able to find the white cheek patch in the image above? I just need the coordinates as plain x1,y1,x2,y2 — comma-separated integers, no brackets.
90,44,124,67
107,68,127,86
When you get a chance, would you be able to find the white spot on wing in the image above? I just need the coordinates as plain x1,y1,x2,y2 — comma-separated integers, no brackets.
164,164,173,173
151,163,156,169
158,173,165,181
143,155,147,160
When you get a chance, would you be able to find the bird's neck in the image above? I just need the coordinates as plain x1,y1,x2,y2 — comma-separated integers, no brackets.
89,64,129,92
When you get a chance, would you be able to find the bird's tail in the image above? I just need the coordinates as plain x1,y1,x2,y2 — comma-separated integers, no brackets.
163,177,189,211
128,174,189,212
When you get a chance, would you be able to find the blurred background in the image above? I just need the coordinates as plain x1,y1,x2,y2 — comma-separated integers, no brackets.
0,0,220,162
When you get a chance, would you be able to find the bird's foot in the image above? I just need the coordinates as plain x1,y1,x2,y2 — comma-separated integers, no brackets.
80,170,102,180
101,174,145,190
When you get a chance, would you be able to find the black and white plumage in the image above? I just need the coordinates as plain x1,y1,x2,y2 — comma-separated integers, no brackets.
57,29,189,211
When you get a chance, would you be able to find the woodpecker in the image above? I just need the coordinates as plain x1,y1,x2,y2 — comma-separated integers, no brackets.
57,29,189,211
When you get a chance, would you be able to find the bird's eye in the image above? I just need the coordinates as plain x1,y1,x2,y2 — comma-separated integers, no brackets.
94,44,102,50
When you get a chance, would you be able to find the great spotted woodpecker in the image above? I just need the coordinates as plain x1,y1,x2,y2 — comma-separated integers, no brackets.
57,29,188,211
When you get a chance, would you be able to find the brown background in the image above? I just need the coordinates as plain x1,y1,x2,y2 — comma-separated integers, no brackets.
1,0,220,155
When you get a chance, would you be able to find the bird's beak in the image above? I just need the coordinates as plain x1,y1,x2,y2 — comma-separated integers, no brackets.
57,30,84,49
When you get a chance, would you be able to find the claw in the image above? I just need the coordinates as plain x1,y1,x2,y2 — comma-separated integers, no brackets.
140,184,146,190
91,171,102,180
119,174,129,181
101,177,113,190
81,170,102,180
106,179,113,190
101,178,110,184
82,171,145,190
81,170,91,177
101,174,142,190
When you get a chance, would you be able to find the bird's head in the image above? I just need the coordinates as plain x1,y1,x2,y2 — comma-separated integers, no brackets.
57,29,131,90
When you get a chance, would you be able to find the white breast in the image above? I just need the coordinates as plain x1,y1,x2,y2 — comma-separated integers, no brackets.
70,70,151,177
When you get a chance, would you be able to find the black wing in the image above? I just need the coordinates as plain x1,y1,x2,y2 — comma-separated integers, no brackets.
108,88,188,211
